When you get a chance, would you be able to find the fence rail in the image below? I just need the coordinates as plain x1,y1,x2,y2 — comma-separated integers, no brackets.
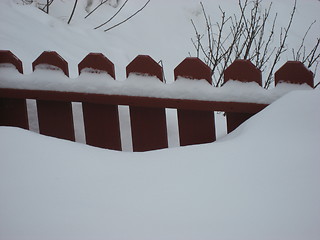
0,50,314,151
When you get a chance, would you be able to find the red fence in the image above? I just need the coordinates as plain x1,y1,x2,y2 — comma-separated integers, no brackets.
0,50,314,151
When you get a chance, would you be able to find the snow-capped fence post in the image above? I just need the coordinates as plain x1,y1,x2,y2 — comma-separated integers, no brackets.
32,51,75,141
174,57,216,146
274,61,314,88
126,55,168,151
224,59,262,133
78,53,121,150
32,51,69,77
78,52,116,79
0,50,29,129
0,50,23,74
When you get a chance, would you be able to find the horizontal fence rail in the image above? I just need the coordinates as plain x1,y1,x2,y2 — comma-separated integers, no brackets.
0,50,314,151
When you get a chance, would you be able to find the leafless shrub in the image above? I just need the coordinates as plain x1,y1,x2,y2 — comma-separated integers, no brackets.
191,0,320,88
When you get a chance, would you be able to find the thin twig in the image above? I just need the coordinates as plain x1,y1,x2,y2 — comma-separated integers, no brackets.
104,0,151,32
85,0,108,19
292,20,316,61
264,0,297,89
94,0,130,29
67,0,78,24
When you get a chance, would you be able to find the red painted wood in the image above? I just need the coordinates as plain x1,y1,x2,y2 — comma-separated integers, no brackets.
78,53,121,150
226,112,252,134
32,52,74,140
126,55,168,151
130,106,168,151
82,103,121,150
0,98,29,129
224,59,262,133
174,57,212,84
0,88,268,113
37,100,75,141
0,50,23,74
126,55,163,80
32,51,69,76
224,59,262,85
78,53,115,79
174,57,215,146
0,52,28,129
178,109,215,146
275,61,314,87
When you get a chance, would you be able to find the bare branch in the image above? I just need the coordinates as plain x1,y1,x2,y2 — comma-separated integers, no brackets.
85,0,108,19
292,20,316,61
94,0,130,29
67,0,78,24
104,0,151,32
191,0,318,88
264,0,297,88
305,38,320,67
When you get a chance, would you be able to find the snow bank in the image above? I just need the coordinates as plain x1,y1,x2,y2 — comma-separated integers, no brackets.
1,90,319,240
1,0,320,238
1,0,319,83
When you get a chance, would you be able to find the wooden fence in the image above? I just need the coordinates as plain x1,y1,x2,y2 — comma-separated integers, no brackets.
0,50,314,151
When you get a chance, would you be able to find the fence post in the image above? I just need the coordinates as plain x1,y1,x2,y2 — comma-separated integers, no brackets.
174,57,216,146
0,50,29,129
275,61,314,87
126,55,168,151
78,53,121,150
33,51,75,141
224,59,262,133
0,50,23,74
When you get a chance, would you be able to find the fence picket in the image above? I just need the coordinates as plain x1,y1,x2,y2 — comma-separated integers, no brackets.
275,61,314,87
224,59,262,133
0,50,23,74
126,55,168,151
174,57,216,146
79,53,121,150
33,51,75,141
32,51,69,76
0,51,28,129
37,100,74,141
0,98,29,129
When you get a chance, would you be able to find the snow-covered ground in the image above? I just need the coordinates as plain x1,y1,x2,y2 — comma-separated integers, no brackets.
1,0,320,239
1,0,319,83
1,90,320,240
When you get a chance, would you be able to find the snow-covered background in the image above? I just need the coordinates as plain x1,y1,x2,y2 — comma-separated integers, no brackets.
0,0,320,239
1,0,319,82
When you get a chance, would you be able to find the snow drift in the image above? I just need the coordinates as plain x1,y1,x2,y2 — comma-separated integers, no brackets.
1,90,319,240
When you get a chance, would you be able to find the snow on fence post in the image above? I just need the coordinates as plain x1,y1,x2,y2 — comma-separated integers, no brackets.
126,55,168,152
78,53,121,150
174,57,216,146
0,50,29,129
275,61,314,88
78,52,116,79
0,50,23,74
32,51,69,77
224,59,262,133
32,51,75,141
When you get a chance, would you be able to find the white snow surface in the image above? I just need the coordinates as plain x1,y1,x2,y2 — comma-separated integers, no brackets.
1,0,320,239
0,65,313,104
0,0,319,84
1,90,320,240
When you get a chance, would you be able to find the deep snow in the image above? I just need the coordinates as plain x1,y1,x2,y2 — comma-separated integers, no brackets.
1,90,320,240
1,0,320,239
